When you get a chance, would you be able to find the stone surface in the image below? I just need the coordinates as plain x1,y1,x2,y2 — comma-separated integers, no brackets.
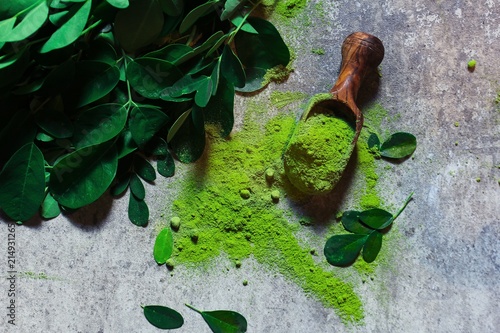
1,0,499,332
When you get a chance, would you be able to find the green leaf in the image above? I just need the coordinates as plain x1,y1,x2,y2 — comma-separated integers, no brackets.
170,106,206,163
114,0,164,53
127,57,183,99
40,192,61,220
159,0,183,16
379,132,417,159
106,0,129,9
129,105,169,146
134,156,156,182
35,108,74,139
0,17,16,41
128,192,149,226
206,32,228,56
324,234,368,267
50,141,118,209
162,75,209,99
221,0,243,20
358,208,394,230
157,152,175,177
0,0,49,42
86,39,118,65
71,61,120,108
194,76,213,107
144,136,168,156
179,0,217,33
0,0,39,20
154,227,174,264
143,305,184,329
230,14,258,34
111,174,130,196
73,103,128,149
203,75,234,137
129,173,145,200
221,45,246,88
167,109,191,143
367,133,380,150
341,210,372,234
0,143,45,221
186,304,247,333
362,231,383,263
39,59,76,96
40,0,92,53
144,44,193,65
234,17,289,70
0,47,29,88
234,67,266,93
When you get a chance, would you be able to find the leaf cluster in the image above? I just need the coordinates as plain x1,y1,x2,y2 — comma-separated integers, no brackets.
0,0,290,224
143,303,247,332
324,192,413,267
368,132,416,159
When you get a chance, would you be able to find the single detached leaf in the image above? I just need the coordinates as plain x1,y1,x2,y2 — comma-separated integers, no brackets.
114,0,164,53
73,103,127,149
40,0,92,53
50,141,118,209
128,192,149,226
154,227,174,264
358,208,394,230
367,133,380,150
129,105,169,146
1,0,49,42
40,191,61,219
341,210,372,234
127,57,183,99
129,173,145,200
186,304,247,333
324,234,368,267
379,132,417,159
362,231,383,263
0,143,45,221
143,305,184,329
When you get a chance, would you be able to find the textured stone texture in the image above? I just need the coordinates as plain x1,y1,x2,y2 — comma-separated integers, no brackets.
1,0,499,332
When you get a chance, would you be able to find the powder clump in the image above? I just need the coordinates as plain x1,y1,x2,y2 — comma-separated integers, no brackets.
284,113,355,195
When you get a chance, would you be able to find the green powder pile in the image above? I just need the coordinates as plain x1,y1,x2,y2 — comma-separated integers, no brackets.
283,112,355,195
170,103,364,323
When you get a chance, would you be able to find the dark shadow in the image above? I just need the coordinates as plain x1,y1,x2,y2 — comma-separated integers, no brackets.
63,192,115,230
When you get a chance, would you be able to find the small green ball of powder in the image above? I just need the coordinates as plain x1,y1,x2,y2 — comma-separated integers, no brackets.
284,112,355,195
170,216,181,231
240,189,251,199
265,168,275,182
271,190,280,202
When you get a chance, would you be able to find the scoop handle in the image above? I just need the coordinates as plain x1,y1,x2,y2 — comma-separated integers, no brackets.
330,32,385,111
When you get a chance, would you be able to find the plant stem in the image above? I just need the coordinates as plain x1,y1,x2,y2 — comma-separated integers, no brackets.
393,192,414,222
185,304,202,314
227,0,263,44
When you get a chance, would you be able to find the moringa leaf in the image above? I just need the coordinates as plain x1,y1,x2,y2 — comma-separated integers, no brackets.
362,231,383,263
203,75,234,137
128,192,149,226
324,234,368,267
0,0,49,42
50,141,118,209
0,0,40,20
153,227,174,264
234,67,266,93
143,305,184,329
186,304,247,333
0,143,45,221
358,208,394,230
159,0,183,16
144,44,193,65
341,210,372,234
367,133,380,150
40,0,92,53
220,0,242,20
127,57,183,99
129,104,169,146
221,45,246,88
129,173,145,200
157,152,175,178
167,109,191,143
379,132,417,159
114,0,164,53
169,106,205,163
179,0,217,34
106,0,129,9
71,61,120,108
40,191,61,220
35,108,74,139
73,103,128,149
230,14,258,34
134,156,156,182
111,173,130,196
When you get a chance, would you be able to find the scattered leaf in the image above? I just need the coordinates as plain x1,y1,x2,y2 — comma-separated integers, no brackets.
341,210,372,234
186,304,247,333
379,132,417,159
324,234,368,267
362,231,383,263
154,227,174,264
143,305,184,330
358,208,394,230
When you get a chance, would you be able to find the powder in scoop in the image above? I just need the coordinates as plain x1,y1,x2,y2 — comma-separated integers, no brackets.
284,112,355,195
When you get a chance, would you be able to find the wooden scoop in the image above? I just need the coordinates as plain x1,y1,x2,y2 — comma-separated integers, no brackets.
302,32,385,144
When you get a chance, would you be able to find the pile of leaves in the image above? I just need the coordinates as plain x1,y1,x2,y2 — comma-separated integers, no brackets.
0,0,290,224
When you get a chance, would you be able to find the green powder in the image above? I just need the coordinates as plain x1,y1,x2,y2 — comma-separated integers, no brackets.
274,0,308,18
269,91,307,109
283,113,355,195
171,104,364,323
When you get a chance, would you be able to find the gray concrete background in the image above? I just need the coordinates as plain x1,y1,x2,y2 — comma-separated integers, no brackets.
1,0,499,332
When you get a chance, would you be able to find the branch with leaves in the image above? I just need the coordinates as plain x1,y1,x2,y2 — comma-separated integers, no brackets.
0,0,290,224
